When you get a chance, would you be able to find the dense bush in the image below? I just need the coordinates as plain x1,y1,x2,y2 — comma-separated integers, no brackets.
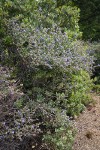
1,101,75,150
0,19,94,149
88,42,100,93
0,1,95,149
0,0,82,65
90,42,100,84
67,70,93,116
5,21,93,116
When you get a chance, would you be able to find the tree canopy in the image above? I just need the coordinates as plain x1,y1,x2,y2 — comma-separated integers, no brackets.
73,0,100,40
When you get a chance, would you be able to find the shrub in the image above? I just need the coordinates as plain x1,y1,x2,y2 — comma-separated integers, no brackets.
0,18,94,149
89,42,100,84
67,70,93,116
0,2,94,149
0,0,82,65
1,101,75,150
5,22,93,116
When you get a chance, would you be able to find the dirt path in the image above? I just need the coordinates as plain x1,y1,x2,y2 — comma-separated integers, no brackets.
72,94,100,150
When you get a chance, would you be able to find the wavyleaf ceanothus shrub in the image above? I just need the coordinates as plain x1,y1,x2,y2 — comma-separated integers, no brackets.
6,21,94,115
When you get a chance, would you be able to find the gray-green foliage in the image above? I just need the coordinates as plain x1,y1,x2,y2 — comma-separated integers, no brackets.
0,1,94,149
1,101,75,150
0,19,94,149
8,22,93,116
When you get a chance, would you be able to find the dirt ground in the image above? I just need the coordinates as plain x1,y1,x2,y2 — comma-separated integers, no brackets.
72,94,100,150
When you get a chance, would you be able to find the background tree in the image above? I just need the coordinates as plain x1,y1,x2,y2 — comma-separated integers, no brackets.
73,0,100,40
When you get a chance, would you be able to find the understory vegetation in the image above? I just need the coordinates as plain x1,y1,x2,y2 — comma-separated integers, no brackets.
0,0,99,150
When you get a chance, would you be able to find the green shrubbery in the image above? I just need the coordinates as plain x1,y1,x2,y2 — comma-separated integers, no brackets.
91,43,100,84
67,70,93,116
2,101,75,150
0,0,95,149
7,23,93,115
88,42,100,94
0,22,93,149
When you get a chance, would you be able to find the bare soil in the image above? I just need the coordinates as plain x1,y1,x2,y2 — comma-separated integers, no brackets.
72,94,100,150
